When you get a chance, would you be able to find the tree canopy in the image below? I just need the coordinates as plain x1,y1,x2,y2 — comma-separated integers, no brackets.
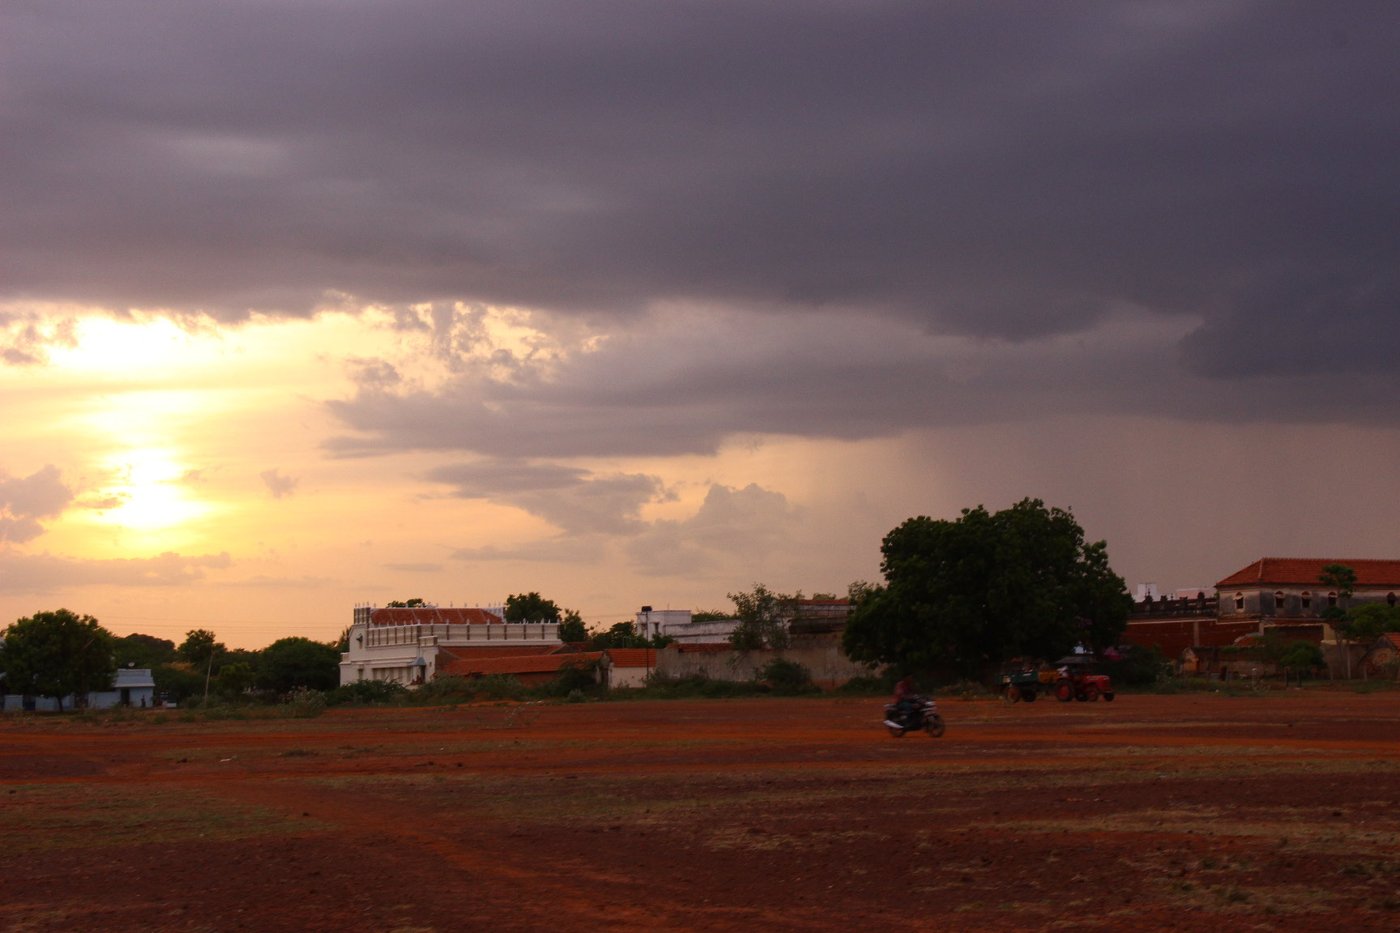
504,592,562,624
557,609,587,642
114,632,176,669
0,609,117,711
256,637,341,693
727,584,799,650
177,629,226,667
842,499,1131,676
1319,563,1357,622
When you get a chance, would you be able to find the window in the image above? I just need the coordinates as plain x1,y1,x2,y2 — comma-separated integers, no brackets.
1301,591,1311,609
1274,591,1285,610
1389,592,1397,607
1234,592,1244,611
1328,592,1338,608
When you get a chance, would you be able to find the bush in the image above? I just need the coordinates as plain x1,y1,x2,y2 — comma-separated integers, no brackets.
834,675,890,696
635,673,766,699
1100,646,1170,687
542,661,600,698
326,680,409,706
758,658,819,695
282,687,327,717
412,674,527,704
935,679,987,699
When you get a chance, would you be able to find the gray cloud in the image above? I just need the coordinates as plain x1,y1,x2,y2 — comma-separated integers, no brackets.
626,483,803,576
0,465,74,543
427,459,669,535
260,468,299,499
0,550,232,593
3,1,1396,399
327,303,1400,464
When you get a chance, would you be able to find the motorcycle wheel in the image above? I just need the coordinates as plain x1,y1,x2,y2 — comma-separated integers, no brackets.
925,715,946,738
887,725,907,738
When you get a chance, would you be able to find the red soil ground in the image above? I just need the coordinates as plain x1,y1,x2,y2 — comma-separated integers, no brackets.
4,690,1400,931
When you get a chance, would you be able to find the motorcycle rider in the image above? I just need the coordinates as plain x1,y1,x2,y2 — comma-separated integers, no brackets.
886,674,919,729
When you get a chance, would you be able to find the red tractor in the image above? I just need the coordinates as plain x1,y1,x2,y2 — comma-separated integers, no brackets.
1053,667,1115,702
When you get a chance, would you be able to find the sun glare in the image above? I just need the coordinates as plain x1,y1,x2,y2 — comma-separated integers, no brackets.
94,450,212,532
48,315,218,376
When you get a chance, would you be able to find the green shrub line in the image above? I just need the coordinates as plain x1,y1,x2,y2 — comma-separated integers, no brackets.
21,654,1400,722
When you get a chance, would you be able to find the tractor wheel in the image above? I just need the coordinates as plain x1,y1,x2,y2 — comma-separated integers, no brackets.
1055,682,1074,702
1083,684,1100,702
1103,692,1116,702
1074,690,1088,702
1022,688,1037,702
1004,685,1021,703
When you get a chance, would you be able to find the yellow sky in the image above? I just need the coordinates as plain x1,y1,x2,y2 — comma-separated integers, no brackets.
0,310,893,648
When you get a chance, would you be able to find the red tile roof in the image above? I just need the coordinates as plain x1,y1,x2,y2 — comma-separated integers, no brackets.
1215,558,1400,589
438,652,602,677
370,607,504,626
602,648,657,669
437,645,561,662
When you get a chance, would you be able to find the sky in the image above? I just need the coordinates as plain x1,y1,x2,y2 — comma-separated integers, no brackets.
2,1,1398,649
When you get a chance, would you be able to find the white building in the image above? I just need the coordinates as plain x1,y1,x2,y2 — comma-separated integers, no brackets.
633,598,851,645
2,666,156,712
339,604,563,687
634,607,737,644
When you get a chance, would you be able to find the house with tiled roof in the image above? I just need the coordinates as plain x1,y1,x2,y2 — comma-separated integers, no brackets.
1216,558,1400,641
339,603,565,687
1122,558,1400,670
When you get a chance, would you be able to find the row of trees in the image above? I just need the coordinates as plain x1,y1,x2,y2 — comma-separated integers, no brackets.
0,609,342,708
0,499,1176,710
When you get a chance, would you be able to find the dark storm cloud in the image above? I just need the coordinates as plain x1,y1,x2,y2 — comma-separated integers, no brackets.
4,2,1396,363
4,0,1397,498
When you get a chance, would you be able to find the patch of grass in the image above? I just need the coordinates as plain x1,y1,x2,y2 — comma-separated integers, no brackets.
0,784,311,852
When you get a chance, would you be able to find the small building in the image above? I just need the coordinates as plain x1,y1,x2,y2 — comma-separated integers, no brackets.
599,648,658,689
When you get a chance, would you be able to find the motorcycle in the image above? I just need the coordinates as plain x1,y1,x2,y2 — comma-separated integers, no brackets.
883,694,946,738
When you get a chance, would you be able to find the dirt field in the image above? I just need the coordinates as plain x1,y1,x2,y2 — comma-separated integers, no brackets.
4,690,1400,932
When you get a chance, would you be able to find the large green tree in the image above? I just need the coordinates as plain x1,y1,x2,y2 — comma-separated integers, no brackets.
504,592,562,624
842,499,1132,676
257,637,341,693
0,609,117,711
